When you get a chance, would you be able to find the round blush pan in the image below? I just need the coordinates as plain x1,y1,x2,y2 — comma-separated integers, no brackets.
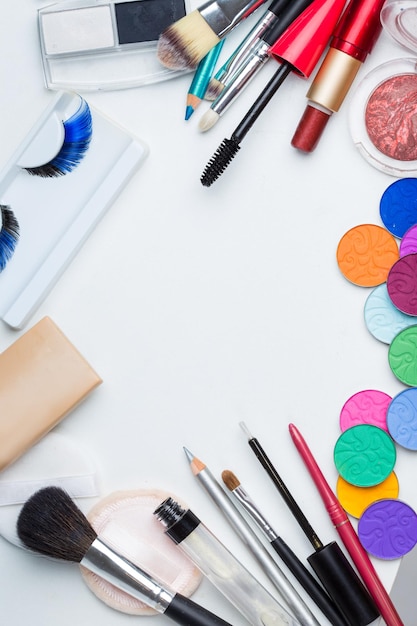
81,489,202,615
387,387,417,450
333,424,396,487
379,178,417,237
339,389,391,432
336,224,398,287
388,325,417,385
349,58,417,176
387,253,417,315
358,499,417,559
364,283,416,344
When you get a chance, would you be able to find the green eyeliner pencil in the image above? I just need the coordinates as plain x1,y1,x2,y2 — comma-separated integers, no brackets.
185,40,225,120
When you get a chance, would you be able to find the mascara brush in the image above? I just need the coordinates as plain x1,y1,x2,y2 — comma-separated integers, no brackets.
16,486,233,626
239,422,380,626
200,0,346,186
157,0,269,71
221,469,350,626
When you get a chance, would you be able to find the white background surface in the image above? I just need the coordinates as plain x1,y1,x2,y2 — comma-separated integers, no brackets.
0,1,416,624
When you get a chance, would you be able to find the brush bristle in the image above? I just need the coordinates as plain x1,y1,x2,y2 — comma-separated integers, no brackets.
198,109,220,133
200,138,240,187
17,486,96,563
157,11,220,70
205,78,225,101
221,470,240,491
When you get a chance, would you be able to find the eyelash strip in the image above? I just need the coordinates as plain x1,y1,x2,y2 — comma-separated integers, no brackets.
0,205,20,272
24,98,93,178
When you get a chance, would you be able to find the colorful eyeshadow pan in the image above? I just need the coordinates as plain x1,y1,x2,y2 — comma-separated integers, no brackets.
339,389,391,432
358,499,417,559
336,472,399,519
364,283,416,344
336,224,399,287
387,253,417,315
388,325,417,386
400,224,417,257
379,178,417,238
334,424,396,487
387,387,417,450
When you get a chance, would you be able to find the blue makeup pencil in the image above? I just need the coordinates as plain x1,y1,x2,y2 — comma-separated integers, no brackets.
185,41,225,120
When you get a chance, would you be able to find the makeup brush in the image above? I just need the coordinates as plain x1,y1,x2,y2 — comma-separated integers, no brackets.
204,0,293,100
221,470,350,626
199,0,314,132
157,0,269,71
200,0,346,186
16,486,233,626
239,422,380,626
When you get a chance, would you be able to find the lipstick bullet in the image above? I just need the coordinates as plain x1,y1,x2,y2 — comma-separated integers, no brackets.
291,0,385,152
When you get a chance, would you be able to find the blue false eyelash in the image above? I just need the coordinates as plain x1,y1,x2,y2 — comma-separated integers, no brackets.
0,205,20,272
24,98,93,178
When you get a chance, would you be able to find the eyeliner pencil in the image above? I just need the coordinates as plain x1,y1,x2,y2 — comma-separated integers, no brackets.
221,469,350,626
183,446,320,626
186,41,225,120
289,423,405,626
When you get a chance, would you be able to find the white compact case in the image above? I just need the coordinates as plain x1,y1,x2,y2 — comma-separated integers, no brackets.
38,0,190,91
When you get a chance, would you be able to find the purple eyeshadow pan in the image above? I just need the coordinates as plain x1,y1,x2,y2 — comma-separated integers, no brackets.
358,499,417,559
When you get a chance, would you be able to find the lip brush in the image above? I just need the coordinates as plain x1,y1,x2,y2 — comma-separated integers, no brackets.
200,0,346,186
239,422,380,626
289,422,405,626
222,469,350,626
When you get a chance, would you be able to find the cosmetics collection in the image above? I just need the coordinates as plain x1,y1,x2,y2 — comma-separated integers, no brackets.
3,0,417,624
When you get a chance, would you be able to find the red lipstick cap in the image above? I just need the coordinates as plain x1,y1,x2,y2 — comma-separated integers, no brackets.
332,0,385,61
268,0,347,77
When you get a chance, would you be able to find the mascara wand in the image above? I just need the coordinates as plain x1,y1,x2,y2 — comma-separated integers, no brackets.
200,0,346,186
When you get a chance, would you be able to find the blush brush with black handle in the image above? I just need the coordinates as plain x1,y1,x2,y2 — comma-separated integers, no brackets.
16,486,234,626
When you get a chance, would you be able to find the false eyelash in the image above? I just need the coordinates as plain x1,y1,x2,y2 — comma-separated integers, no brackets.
24,98,93,178
0,205,20,272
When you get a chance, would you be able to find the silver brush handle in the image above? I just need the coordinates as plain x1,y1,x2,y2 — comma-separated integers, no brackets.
200,0,267,38
82,538,233,626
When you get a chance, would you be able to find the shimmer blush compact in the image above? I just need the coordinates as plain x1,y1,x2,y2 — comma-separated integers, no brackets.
349,57,417,176
349,0,417,176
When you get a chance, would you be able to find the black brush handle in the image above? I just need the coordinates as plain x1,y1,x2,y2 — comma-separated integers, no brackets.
270,537,349,626
165,593,233,626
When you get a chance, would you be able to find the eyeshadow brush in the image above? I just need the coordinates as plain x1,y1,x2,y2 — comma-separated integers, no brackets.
222,469,350,626
157,0,269,71
200,0,346,186
16,486,234,626
239,422,380,626
183,447,321,626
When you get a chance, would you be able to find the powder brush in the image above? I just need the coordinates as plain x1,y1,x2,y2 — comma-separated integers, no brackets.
157,0,268,71
16,486,233,626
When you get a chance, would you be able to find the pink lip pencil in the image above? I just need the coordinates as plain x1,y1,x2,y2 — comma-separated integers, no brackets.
288,423,404,626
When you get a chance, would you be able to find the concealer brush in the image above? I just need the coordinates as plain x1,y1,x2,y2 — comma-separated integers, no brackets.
200,0,346,186
157,0,269,71
239,422,380,626
221,470,350,626
16,486,233,626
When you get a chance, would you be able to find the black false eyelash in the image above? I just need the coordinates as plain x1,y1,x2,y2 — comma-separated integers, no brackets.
24,98,93,178
0,205,20,272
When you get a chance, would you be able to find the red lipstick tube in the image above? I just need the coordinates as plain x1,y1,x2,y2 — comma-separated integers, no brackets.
291,0,385,152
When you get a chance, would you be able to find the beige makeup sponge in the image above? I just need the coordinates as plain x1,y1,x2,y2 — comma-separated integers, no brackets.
81,489,202,615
